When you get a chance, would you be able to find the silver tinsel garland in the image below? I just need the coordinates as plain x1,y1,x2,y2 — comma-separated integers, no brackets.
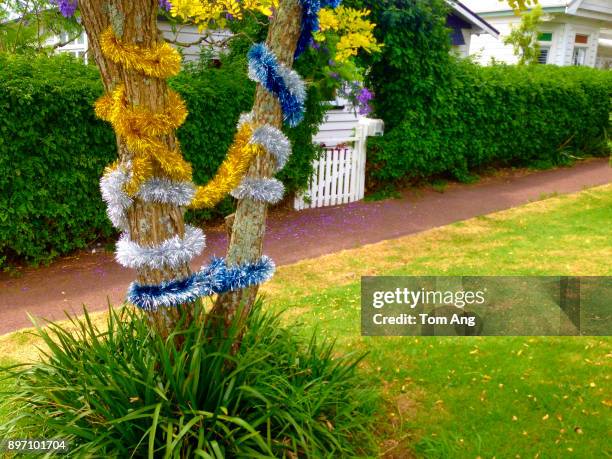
238,111,253,128
115,224,205,270
99,166,132,231
231,178,285,204
137,178,196,206
277,65,307,106
100,167,196,231
251,125,291,171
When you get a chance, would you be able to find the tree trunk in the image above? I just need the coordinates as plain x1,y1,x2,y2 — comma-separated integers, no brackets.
211,0,302,329
80,0,191,336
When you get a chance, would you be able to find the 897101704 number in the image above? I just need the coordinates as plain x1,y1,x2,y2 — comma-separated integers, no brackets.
1,439,70,453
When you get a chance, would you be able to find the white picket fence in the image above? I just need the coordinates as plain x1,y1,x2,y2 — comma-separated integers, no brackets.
294,104,383,210
294,125,368,210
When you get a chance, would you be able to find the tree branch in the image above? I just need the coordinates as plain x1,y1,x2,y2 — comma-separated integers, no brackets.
162,31,253,49
50,30,83,50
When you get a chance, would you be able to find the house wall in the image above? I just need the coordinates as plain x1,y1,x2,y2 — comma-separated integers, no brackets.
314,103,361,144
468,16,521,64
468,14,603,67
462,0,566,14
596,40,612,68
49,31,89,62
157,23,231,62
572,0,612,20
557,19,601,66
452,29,473,58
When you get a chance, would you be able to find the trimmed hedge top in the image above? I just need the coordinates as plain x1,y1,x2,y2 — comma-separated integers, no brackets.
366,62,612,187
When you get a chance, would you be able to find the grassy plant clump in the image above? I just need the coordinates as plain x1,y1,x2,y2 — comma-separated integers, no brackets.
0,301,378,457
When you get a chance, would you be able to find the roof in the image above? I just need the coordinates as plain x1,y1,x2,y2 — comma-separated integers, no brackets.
447,1,500,38
460,0,567,15
460,0,612,22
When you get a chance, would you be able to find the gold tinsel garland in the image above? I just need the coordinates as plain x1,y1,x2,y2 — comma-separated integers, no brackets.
97,26,260,205
190,122,264,209
100,27,181,79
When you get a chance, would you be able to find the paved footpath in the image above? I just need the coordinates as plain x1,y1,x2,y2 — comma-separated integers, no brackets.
1,159,610,334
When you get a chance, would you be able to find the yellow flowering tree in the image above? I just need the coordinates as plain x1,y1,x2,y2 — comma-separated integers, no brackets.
315,6,382,62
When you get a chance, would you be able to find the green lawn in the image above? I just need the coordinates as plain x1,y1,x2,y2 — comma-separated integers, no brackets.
260,184,611,458
1,185,611,457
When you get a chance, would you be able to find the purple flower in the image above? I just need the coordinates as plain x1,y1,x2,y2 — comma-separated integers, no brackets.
52,0,78,18
52,0,170,17
357,87,373,104
358,103,373,116
329,72,340,79
356,87,374,115
159,0,172,12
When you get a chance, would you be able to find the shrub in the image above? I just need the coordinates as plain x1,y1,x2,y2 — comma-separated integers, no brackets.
0,54,115,268
0,54,325,267
345,0,454,132
346,0,611,188
0,302,379,457
366,63,612,188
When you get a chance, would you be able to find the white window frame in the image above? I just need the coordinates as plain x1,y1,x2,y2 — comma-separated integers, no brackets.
537,31,554,65
572,33,590,66
538,46,551,64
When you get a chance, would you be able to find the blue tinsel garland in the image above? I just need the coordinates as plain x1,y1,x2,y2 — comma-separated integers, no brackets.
127,256,276,311
248,43,306,127
295,0,342,59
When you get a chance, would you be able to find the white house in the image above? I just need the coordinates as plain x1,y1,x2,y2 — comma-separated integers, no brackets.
461,0,612,68
447,1,500,57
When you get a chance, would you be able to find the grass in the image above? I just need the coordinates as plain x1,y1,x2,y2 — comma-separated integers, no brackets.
1,184,611,457
261,184,612,457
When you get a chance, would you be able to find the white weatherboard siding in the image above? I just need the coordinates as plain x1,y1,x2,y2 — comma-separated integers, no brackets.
468,16,521,64
51,21,227,63
569,0,612,20
452,29,473,58
468,15,604,67
157,23,231,61
462,0,572,14
462,0,611,68
314,107,361,145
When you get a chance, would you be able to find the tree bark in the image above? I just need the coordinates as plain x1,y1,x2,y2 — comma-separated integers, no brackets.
79,0,192,336
212,0,303,329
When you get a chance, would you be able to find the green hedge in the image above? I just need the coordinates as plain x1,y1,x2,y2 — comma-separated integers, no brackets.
0,54,324,267
367,62,612,188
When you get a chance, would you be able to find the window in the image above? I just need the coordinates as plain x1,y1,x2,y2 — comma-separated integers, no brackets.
538,32,553,42
573,47,587,66
538,47,550,64
536,32,553,65
575,34,589,44
75,32,86,45
572,33,589,66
